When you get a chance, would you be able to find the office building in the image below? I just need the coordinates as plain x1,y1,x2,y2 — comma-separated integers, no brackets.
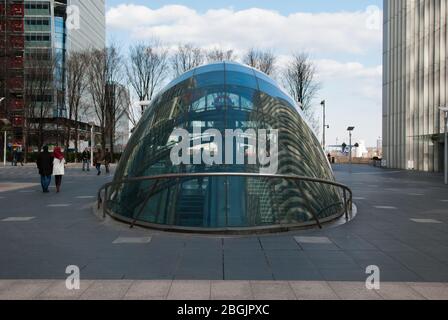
383,0,447,171
0,0,105,150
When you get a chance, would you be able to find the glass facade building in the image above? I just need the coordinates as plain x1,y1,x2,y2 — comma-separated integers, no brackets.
383,0,448,172
0,0,105,148
108,62,346,231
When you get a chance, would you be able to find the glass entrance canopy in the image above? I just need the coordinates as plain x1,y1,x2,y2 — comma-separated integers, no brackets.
106,62,348,232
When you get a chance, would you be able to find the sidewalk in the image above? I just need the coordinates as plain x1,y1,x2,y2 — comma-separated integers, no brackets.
1,280,447,300
1,165,448,300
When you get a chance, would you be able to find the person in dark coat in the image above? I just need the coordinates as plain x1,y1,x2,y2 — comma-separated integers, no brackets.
94,149,104,176
81,148,90,171
104,148,112,174
36,146,53,193
17,149,24,166
11,148,17,166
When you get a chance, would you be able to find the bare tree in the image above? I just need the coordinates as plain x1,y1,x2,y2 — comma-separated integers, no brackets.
105,83,130,157
282,53,321,133
65,50,89,152
206,48,237,63
243,48,276,75
24,52,55,153
123,91,141,129
170,43,204,76
86,44,124,152
127,40,168,113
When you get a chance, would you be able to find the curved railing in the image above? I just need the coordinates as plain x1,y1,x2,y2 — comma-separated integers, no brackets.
97,173,353,233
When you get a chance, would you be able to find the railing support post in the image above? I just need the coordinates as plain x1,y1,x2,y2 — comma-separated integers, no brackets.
343,189,348,220
103,186,108,219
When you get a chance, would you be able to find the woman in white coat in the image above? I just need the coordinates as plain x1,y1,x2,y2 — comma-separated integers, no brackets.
52,147,66,193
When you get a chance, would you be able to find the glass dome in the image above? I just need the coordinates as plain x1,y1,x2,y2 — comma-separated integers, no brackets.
107,62,345,232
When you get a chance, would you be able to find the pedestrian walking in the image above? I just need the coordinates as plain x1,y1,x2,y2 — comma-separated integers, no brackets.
104,148,112,174
94,149,103,176
11,148,17,166
36,146,53,193
81,148,90,171
17,148,24,166
52,147,66,193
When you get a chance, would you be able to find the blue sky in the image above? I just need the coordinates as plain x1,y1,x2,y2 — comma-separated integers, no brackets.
105,1,384,147
106,0,382,14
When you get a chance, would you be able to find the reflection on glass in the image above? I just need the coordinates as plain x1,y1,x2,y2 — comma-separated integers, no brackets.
110,62,343,230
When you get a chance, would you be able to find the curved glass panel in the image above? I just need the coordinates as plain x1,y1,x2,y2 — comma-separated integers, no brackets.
110,62,344,231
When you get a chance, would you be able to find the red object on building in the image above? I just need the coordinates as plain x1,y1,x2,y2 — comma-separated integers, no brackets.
10,35,24,48
10,4,24,16
12,117,24,127
10,56,24,69
10,20,24,32
11,100,24,110
8,77,24,89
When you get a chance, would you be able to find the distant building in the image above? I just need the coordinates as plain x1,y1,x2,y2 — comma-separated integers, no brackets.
383,0,447,171
0,0,105,150
105,82,130,153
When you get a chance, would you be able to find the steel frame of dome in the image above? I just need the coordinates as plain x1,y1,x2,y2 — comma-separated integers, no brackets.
98,62,353,233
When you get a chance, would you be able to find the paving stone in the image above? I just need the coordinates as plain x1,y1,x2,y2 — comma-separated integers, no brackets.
328,281,382,300
289,281,338,300
112,237,152,244
124,280,172,300
410,219,442,224
0,280,54,300
375,282,425,300
407,282,448,300
294,236,332,244
2,217,35,222
37,280,94,300
79,280,133,300
167,280,211,300
250,281,296,300
211,281,253,300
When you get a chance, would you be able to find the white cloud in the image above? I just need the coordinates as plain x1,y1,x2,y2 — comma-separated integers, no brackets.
106,4,383,146
106,4,382,55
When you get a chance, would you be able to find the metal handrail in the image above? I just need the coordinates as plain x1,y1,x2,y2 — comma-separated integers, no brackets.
97,172,353,230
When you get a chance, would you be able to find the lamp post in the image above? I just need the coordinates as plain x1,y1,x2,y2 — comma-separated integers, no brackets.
440,107,448,185
139,100,151,114
88,122,95,167
347,126,355,166
3,130,5,167
1,97,7,167
321,100,329,150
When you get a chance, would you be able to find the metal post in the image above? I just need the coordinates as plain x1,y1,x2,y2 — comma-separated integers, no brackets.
349,131,352,166
90,125,94,167
322,100,326,149
3,130,6,167
444,111,448,185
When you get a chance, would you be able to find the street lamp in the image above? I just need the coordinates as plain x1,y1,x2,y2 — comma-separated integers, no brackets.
440,107,448,185
138,100,151,114
347,126,355,166
321,100,329,150
0,97,7,167
88,121,95,167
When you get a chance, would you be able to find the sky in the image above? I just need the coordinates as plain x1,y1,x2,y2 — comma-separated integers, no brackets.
105,0,383,147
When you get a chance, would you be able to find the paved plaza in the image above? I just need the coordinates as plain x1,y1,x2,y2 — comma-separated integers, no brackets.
0,164,448,299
